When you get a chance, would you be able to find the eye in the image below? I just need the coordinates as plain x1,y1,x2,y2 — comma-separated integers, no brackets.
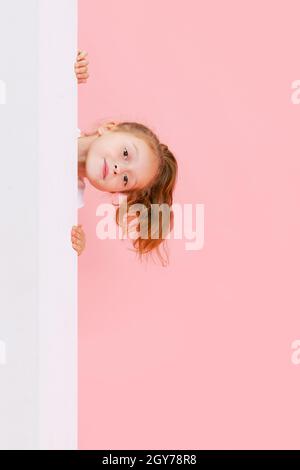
123,175,128,186
123,148,129,159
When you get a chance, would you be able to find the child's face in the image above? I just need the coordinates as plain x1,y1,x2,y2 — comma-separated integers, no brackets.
85,131,159,193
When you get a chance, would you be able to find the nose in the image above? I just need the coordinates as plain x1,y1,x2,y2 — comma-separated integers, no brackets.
113,162,126,175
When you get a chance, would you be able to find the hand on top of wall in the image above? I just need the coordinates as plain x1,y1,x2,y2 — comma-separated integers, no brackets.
71,224,86,256
74,50,89,84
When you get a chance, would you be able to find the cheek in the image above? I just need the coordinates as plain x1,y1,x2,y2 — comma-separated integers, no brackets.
86,151,102,180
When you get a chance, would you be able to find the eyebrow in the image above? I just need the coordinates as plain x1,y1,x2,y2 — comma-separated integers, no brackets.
132,142,139,160
129,175,138,190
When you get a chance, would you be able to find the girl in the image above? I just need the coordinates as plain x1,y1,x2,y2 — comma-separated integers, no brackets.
72,51,178,266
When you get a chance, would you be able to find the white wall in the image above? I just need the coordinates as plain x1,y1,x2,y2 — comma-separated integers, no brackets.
0,0,77,449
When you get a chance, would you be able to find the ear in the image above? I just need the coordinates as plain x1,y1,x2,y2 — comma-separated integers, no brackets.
97,120,118,136
96,125,105,137
105,120,118,130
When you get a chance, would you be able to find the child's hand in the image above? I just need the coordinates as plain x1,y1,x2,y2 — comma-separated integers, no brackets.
74,50,89,84
71,224,86,255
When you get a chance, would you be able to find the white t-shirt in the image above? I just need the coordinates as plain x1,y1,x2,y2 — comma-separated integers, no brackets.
77,127,86,209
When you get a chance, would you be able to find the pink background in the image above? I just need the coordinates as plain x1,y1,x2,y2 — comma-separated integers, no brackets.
78,0,300,449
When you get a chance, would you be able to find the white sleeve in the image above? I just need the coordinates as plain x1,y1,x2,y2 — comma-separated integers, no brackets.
78,185,85,209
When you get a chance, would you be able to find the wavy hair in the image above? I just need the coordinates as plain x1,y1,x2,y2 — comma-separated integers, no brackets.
86,120,178,266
